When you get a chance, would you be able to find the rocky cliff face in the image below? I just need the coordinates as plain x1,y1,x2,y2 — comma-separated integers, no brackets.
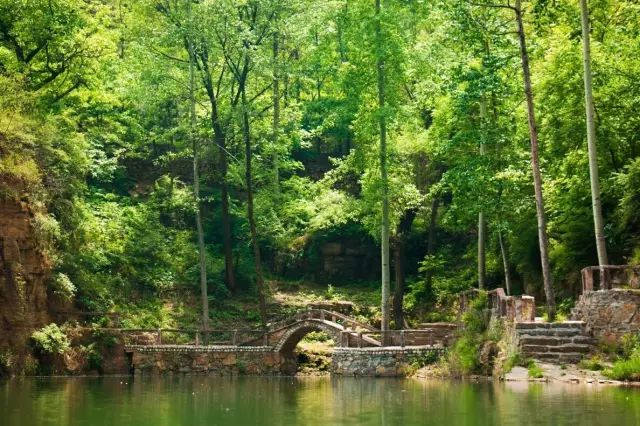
0,197,51,374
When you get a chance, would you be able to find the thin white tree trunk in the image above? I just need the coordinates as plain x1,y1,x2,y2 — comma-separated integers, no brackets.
579,0,609,283
514,0,555,319
187,12,208,334
498,230,512,295
478,100,487,289
375,0,390,336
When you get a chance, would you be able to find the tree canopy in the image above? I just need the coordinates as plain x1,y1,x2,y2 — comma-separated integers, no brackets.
2,0,640,327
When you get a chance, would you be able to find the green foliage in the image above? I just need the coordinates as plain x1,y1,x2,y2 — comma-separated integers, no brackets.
50,273,76,299
619,334,640,359
557,298,575,317
578,356,606,372
0,350,15,374
31,324,70,354
325,284,339,300
502,352,523,374
446,291,490,375
1,0,640,341
527,361,544,379
603,336,640,381
407,350,442,375
301,331,332,344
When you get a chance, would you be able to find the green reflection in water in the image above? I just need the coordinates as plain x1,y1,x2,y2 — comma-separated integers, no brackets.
1,377,639,426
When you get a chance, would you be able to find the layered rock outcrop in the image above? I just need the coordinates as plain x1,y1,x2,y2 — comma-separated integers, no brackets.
0,198,51,374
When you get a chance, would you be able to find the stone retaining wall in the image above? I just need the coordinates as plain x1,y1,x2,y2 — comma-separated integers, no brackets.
128,345,445,376
331,346,444,377
128,345,291,375
412,323,459,346
572,289,640,342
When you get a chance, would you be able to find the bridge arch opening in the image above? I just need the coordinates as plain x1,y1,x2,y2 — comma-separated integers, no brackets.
275,322,339,375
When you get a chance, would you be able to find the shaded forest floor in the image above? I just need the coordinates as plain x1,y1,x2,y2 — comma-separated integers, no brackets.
130,279,384,331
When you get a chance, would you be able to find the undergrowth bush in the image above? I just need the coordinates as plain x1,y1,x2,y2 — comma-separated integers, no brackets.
446,291,490,375
578,355,606,371
527,361,544,378
31,324,70,354
603,334,640,381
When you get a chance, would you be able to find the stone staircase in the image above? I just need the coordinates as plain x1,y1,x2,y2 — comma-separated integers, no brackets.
516,321,596,364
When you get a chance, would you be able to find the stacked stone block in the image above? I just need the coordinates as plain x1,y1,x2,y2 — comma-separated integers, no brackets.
516,322,595,364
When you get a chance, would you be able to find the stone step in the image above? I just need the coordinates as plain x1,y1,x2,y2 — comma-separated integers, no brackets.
515,321,586,330
522,343,592,354
530,352,586,364
519,336,595,346
517,328,585,337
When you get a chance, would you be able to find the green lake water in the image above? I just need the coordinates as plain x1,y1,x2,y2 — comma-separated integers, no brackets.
2,376,640,425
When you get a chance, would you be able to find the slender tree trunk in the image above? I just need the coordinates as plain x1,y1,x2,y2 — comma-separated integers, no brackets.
292,49,301,103
208,93,236,294
514,0,555,319
272,32,281,194
188,29,208,334
580,0,609,282
393,236,405,330
478,210,486,289
498,230,512,295
337,3,348,63
241,85,268,328
426,197,439,296
393,210,415,330
478,100,487,290
198,49,237,294
220,173,236,292
375,0,391,336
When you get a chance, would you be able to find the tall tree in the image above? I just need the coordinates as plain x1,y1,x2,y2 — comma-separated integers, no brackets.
579,0,609,278
194,45,237,294
393,210,416,329
477,99,487,289
272,30,281,194
513,0,555,318
155,0,237,293
187,2,208,332
375,0,391,334
216,0,274,327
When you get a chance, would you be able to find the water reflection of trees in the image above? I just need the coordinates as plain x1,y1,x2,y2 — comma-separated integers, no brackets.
2,377,640,425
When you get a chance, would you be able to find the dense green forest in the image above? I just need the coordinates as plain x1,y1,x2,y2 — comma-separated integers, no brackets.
2,0,639,330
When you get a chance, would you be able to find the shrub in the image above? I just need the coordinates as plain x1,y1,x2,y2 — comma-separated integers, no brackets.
0,350,15,374
451,335,481,373
31,324,70,354
620,333,640,359
578,355,605,371
302,331,332,343
527,361,544,379
446,291,490,375
603,356,640,381
503,352,523,373
604,345,640,381
50,273,76,299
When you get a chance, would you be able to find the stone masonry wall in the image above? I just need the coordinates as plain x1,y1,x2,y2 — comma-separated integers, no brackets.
572,289,640,342
129,346,290,376
128,345,445,376
331,346,444,377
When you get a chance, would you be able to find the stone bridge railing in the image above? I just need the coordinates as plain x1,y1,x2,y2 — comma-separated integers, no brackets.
266,308,376,333
339,328,453,348
581,265,640,293
115,308,377,349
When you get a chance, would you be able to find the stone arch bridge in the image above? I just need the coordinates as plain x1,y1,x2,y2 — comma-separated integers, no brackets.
123,309,453,376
